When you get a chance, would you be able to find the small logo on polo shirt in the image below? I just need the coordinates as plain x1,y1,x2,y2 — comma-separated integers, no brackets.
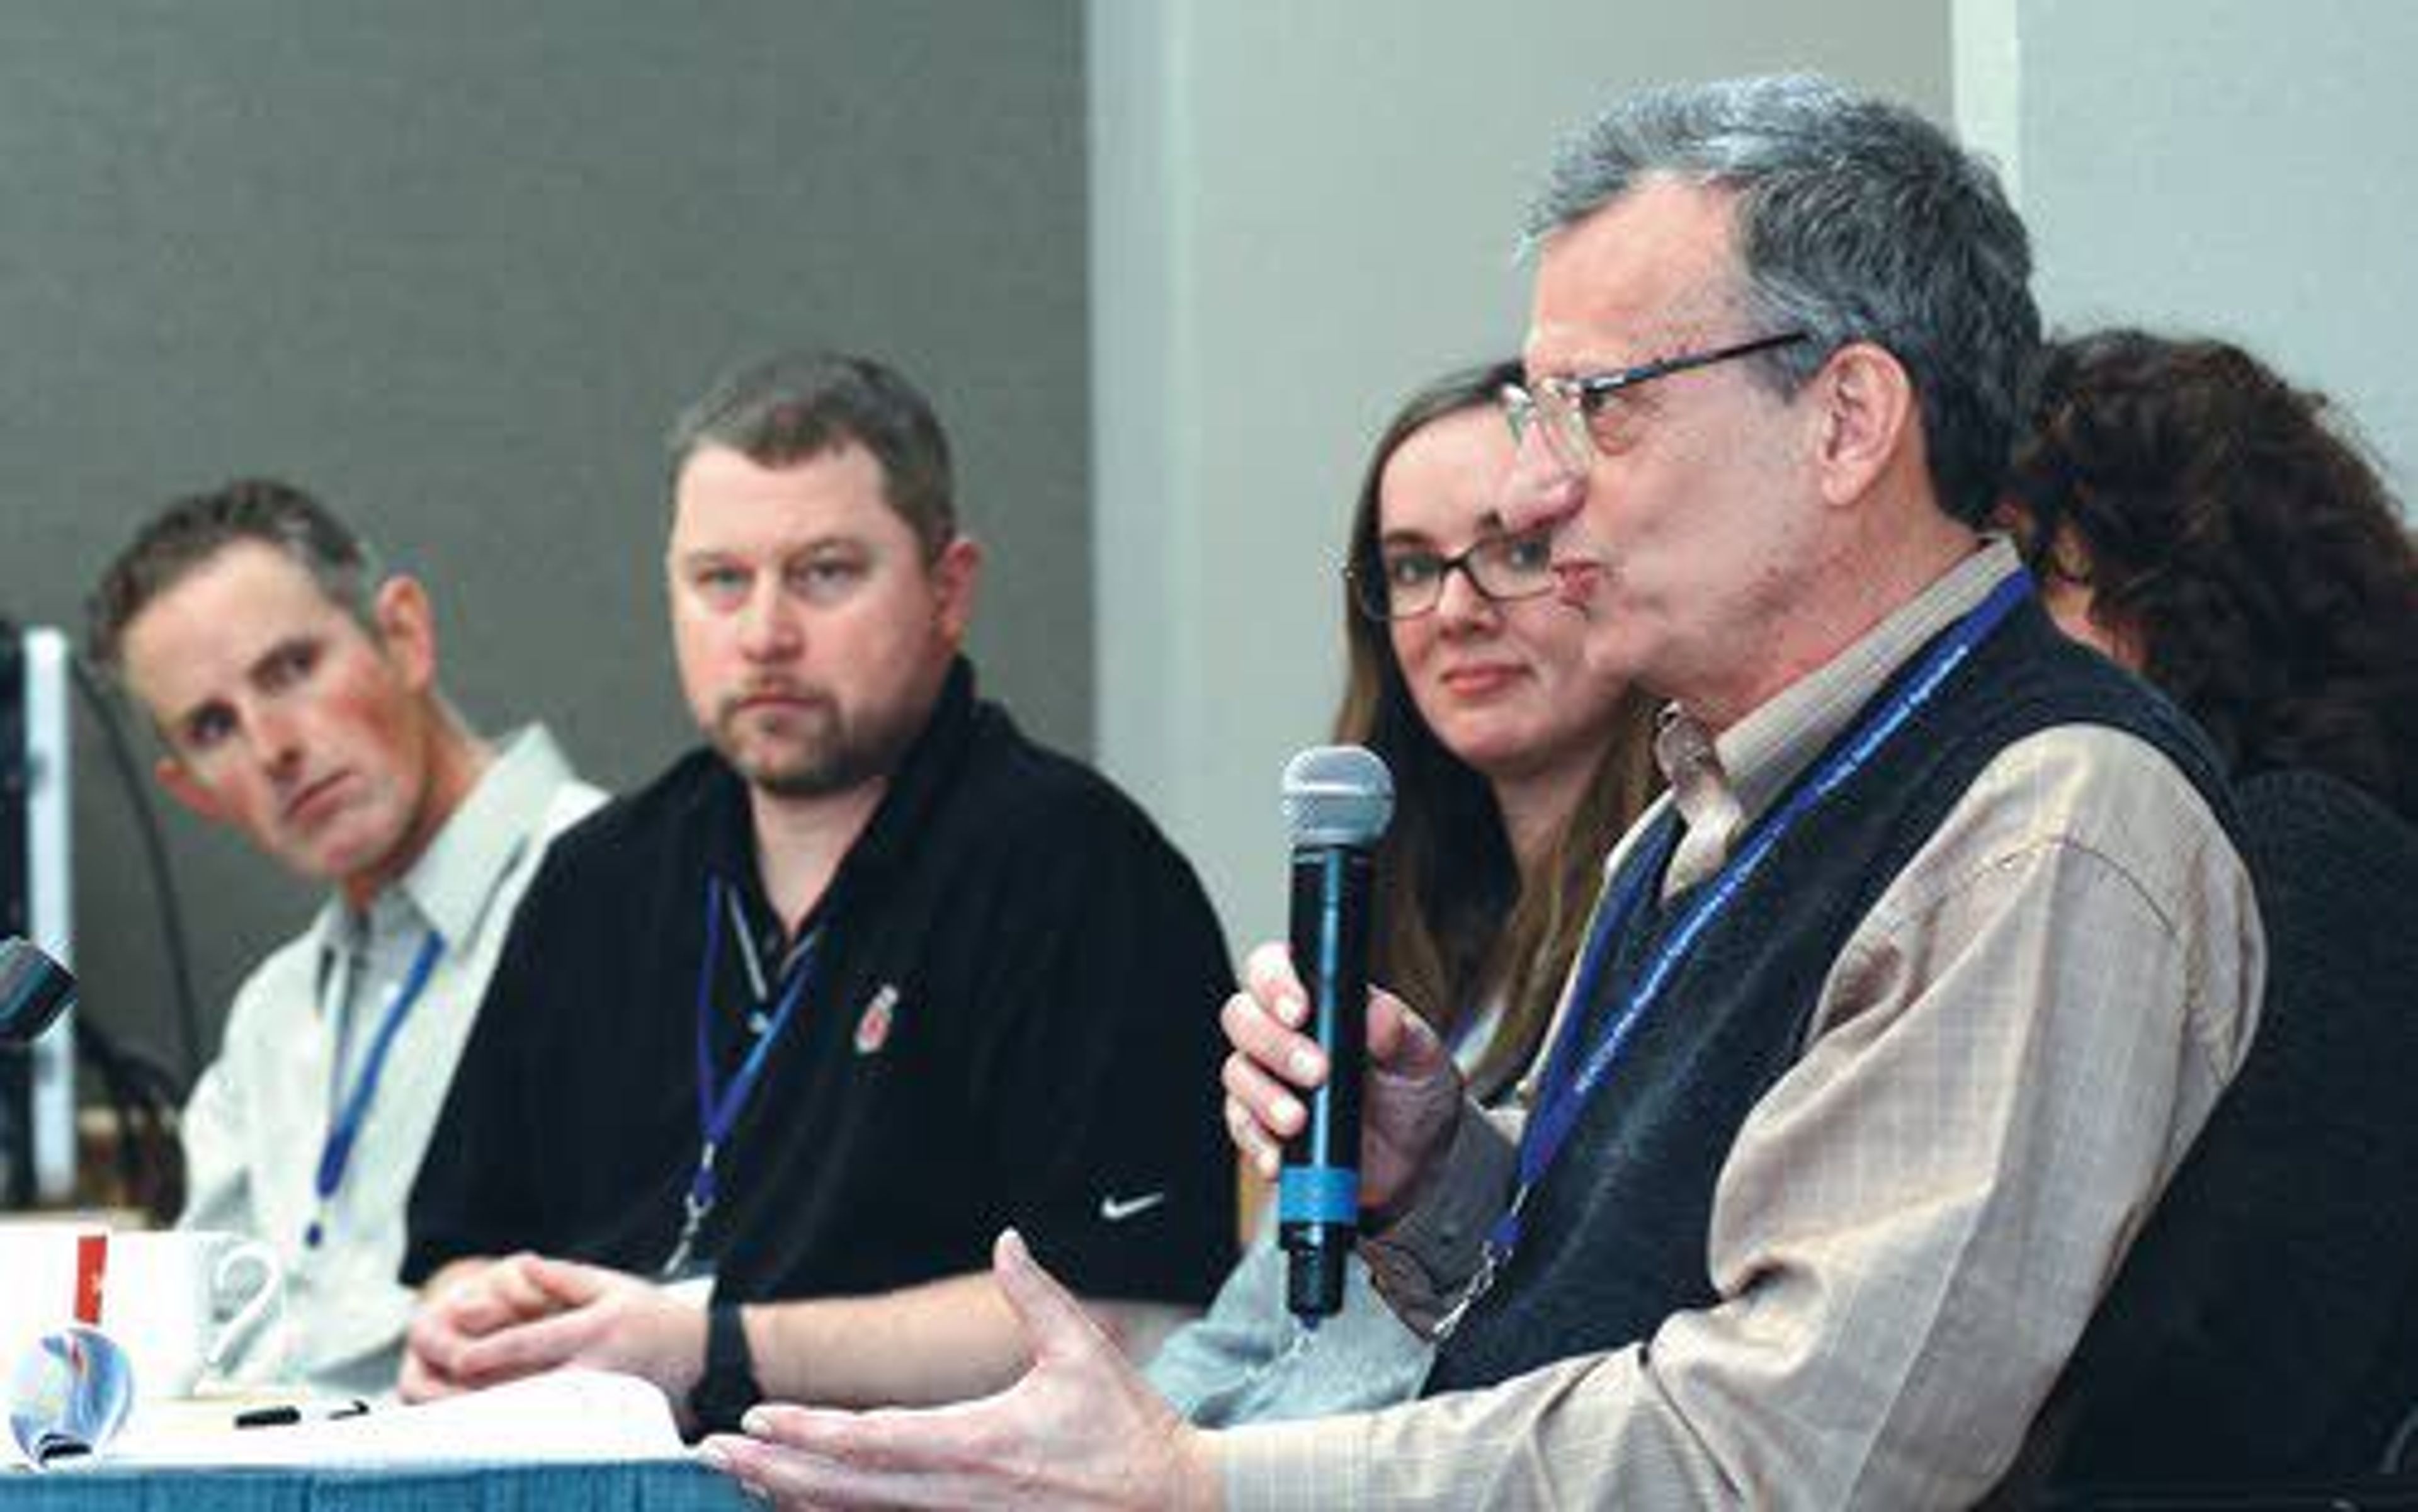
853,984,900,1055
1098,1190,1167,1223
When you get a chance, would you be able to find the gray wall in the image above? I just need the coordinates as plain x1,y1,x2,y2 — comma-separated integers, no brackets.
50,0,2378,1098
1961,0,2418,497
1091,1,1954,952
0,3,1091,1082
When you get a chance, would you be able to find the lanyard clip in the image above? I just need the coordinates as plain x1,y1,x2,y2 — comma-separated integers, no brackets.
1431,1242,1501,1343
1435,1183,1530,1343
662,1141,722,1280
661,1197,708,1282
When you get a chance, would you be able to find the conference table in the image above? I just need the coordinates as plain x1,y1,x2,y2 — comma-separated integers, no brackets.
2,1460,757,1509
1,1354,761,1507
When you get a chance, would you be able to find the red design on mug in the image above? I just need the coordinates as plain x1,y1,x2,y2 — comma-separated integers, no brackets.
74,1232,109,1324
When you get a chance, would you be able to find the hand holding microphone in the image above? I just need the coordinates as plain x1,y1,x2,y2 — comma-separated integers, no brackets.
1218,749,1467,1319
1272,747,1392,1322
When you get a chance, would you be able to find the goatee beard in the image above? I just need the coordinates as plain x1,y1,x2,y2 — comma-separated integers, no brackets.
715,709,915,800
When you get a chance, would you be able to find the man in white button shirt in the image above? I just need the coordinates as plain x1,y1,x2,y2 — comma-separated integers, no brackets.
88,480,604,1395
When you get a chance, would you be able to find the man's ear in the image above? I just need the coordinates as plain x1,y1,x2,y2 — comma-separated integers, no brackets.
154,754,225,825
930,536,984,645
1810,341,1916,508
372,575,440,691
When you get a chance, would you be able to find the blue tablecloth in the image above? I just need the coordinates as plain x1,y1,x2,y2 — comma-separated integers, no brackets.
0,1460,756,1509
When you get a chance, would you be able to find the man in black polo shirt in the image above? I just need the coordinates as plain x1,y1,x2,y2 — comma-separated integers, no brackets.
398,351,1236,1424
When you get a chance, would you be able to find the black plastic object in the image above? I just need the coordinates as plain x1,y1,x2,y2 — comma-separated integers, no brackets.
0,938,74,1047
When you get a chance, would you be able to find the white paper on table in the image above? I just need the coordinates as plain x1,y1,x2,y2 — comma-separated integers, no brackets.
76,1369,687,1468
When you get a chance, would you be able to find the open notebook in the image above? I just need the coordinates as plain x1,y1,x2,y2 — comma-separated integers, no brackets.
72,1369,687,1469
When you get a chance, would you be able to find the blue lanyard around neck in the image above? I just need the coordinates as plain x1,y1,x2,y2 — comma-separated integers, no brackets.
306,929,445,1249
1488,569,2035,1263
663,875,820,1277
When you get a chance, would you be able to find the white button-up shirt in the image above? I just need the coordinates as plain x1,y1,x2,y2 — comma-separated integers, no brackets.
177,725,604,1397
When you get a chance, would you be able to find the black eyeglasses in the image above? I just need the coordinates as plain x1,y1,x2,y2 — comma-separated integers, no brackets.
1501,331,1811,476
1346,531,1558,622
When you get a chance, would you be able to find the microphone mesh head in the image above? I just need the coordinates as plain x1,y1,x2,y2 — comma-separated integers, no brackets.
1281,745,1394,848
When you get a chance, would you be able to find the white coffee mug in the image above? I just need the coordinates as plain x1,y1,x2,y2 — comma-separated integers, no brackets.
0,1222,109,1389
97,1231,283,1399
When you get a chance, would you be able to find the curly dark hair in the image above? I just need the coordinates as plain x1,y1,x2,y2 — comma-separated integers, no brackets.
2006,329,2418,819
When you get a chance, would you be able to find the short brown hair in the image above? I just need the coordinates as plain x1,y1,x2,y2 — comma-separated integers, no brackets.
87,479,381,676
666,351,955,558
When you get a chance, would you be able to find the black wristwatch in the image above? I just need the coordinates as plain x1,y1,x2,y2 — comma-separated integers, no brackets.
687,1299,763,1433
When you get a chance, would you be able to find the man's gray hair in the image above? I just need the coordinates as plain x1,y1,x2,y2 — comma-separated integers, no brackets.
1526,74,2038,525
666,351,956,557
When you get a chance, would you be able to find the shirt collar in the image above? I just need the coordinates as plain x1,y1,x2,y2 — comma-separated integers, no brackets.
697,657,979,936
307,725,581,953
844,657,977,884
1659,536,2024,893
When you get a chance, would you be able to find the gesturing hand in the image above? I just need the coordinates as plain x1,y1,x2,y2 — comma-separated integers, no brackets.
700,1230,1217,1511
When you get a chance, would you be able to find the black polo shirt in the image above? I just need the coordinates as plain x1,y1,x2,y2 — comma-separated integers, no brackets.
404,659,1237,1307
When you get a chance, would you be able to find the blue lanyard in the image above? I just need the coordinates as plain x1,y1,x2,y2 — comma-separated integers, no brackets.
662,875,820,1278
1488,570,2035,1263
305,929,444,1249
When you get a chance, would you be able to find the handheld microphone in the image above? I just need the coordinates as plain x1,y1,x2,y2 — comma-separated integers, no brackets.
1276,745,1393,1321
0,937,76,1047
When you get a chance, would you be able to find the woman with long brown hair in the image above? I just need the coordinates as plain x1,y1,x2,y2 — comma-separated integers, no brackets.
1145,361,1658,1424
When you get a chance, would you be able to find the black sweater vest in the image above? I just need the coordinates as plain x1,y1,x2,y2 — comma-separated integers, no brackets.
1426,595,2235,1396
